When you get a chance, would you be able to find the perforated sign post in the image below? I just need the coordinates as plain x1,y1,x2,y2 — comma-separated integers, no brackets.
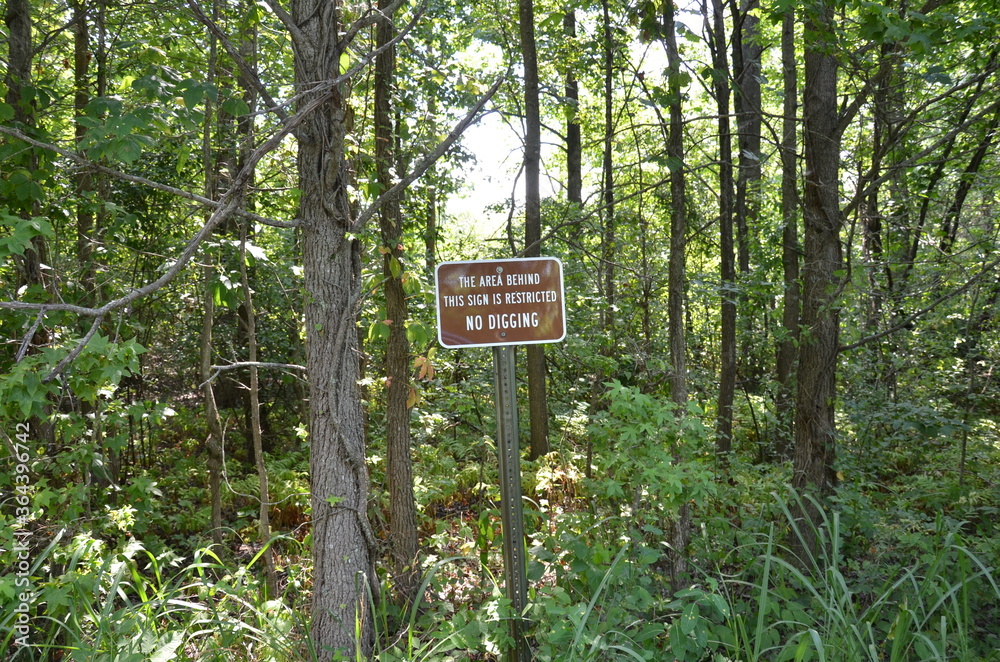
436,257,565,662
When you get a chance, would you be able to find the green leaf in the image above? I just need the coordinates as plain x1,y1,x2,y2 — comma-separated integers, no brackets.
368,320,390,342
539,11,565,31
148,631,184,662
680,602,700,635
405,321,430,346
182,85,205,109
221,96,250,117
709,593,730,619
116,137,144,163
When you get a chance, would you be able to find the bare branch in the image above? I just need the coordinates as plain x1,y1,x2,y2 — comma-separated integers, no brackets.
352,73,506,232
0,125,298,229
46,314,106,381
200,361,307,387
259,0,306,48
187,0,288,122
839,254,1000,353
842,96,1000,217
1,79,335,323
14,310,45,363
0,9,428,377
338,0,415,53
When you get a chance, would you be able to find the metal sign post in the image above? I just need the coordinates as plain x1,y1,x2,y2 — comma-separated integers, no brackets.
435,257,565,662
493,345,531,662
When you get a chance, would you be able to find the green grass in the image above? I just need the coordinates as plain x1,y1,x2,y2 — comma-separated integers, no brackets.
1,532,314,662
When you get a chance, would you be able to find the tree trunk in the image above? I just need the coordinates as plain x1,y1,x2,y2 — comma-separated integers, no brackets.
586,0,617,465
234,4,276,597
199,0,225,553
733,0,762,387
520,0,550,459
240,224,278,597
775,6,799,458
709,0,736,459
199,267,226,550
793,0,841,548
664,0,687,409
424,98,439,274
293,0,375,654
5,0,48,297
600,0,617,347
6,0,56,453
73,0,97,307
375,0,419,603
938,111,1000,256
663,0,690,586
732,0,759,281
565,10,582,207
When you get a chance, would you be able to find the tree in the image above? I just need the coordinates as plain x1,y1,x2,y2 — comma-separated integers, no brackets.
519,0,549,460
732,0,763,386
374,0,420,603
775,3,800,458
564,9,582,207
4,0,47,307
707,0,736,459
199,0,226,550
663,1,687,410
286,0,379,650
792,0,841,539
273,3,499,652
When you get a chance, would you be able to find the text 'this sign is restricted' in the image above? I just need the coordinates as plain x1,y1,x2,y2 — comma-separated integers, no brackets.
435,257,566,348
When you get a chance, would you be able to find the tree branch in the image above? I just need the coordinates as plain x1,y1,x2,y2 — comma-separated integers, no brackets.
46,314,106,381
842,96,1000,218
338,0,414,53
201,361,307,387
187,0,288,122
3,78,342,381
839,254,1000,352
0,125,298,229
259,0,306,49
352,73,506,232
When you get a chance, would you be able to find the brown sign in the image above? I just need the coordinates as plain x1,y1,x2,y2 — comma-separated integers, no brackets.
435,257,566,347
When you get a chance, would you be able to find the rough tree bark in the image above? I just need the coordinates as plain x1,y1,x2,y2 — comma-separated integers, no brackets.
732,0,762,388
564,10,582,207
374,0,419,602
73,0,97,307
199,266,226,550
233,4,277,596
600,0,617,348
424,96,438,274
708,0,736,459
199,0,226,552
663,0,690,585
664,1,687,409
775,5,800,459
5,0,47,297
793,0,841,550
292,0,376,654
520,0,550,459
732,0,759,282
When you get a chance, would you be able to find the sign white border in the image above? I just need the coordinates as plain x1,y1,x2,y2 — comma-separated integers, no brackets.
435,257,567,348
